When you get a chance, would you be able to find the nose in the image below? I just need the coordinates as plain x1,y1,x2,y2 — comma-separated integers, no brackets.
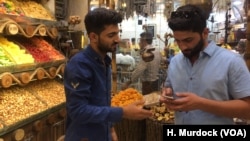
114,35,121,43
176,41,187,50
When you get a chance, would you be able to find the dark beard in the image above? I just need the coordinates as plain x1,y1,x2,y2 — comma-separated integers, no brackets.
183,36,204,59
98,38,118,53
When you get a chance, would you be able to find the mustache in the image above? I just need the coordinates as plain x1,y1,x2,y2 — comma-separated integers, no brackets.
113,42,119,46
182,49,192,52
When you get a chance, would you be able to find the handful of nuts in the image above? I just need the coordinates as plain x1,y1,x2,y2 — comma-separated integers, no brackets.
149,103,174,123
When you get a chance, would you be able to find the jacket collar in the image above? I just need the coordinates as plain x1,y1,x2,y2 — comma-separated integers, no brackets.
84,45,112,65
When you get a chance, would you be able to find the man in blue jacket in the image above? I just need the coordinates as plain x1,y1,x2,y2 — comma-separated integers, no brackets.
64,8,152,141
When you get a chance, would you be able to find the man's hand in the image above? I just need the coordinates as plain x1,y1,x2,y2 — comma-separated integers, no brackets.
159,87,174,102
122,100,152,120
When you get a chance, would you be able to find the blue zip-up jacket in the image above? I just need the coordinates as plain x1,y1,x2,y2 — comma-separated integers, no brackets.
64,46,123,141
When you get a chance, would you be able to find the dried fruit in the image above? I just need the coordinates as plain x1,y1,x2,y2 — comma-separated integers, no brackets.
111,88,143,107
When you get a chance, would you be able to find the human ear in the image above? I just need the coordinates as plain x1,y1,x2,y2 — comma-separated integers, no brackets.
89,32,98,43
203,28,209,39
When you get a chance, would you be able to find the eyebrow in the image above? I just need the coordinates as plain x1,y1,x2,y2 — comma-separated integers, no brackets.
175,37,194,42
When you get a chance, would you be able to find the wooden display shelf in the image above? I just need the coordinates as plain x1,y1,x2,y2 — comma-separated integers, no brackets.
0,15,58,39
0,3,66,140
35,62,54,69
0,63,66,88
12,63,37,73
0,65,15,74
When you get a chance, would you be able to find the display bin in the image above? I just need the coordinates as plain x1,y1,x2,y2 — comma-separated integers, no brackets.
114,118,173,141
35,61,54,69
12,63,37,73
0,65,15,74
35,53,66,69
0,103,66,141
51,59,67,68
114,119,146,141
0,79,66,141
114,92,174,141
0,121,6,135
146,118,174,141
0,47,16,74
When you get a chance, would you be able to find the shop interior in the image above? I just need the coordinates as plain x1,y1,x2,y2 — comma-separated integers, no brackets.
89,0,248,93
0,0,249,141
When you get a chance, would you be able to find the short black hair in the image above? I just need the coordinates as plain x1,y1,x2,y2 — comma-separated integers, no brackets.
168,4,207,34
238,39,246,49
84,8,123,35
140,32,153,44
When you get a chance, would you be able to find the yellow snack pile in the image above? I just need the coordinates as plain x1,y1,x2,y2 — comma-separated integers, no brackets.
111,88,143,107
